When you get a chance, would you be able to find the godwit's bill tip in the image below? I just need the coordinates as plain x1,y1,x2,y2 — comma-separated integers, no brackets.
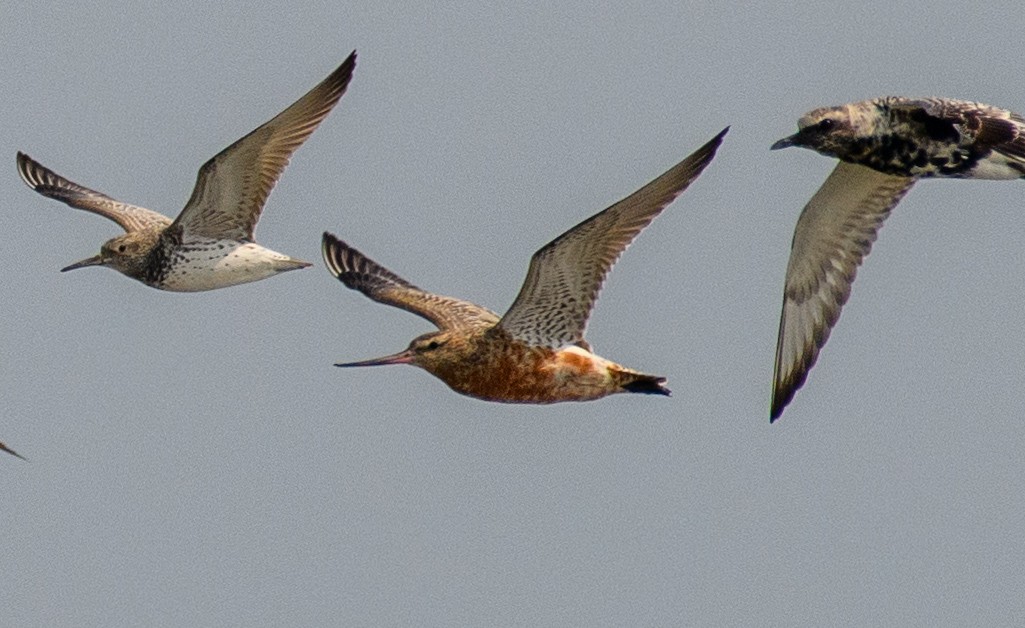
61,254,105,272
335,349,415,368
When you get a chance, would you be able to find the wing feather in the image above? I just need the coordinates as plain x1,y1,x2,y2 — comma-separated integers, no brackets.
497,127,727,347
174,51,357,239
16,152,171,233
322,232,499,331
771,162,915,420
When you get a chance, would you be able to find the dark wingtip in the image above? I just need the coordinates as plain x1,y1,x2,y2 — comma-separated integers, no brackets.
321,231,344,276
340,50,357,75
770,385,796,423
322,231,346,250
770,387,787,422
701,126,730,157
695,126,730,169
317,50,359,105
15,151,40,189
0,442,26,461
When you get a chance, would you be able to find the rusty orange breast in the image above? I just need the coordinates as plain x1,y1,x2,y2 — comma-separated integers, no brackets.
429,335,619,403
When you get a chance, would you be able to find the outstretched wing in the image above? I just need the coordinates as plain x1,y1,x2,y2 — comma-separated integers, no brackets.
174,51,357,239
771,161,915,421
497,127,728,347
16,152,171,233
322,232,500,331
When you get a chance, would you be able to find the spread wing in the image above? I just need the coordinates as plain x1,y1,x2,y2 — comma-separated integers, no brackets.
174,51,357,239
497,127,727,347
771,161,915,421
16,152,171,233
322,232,500,331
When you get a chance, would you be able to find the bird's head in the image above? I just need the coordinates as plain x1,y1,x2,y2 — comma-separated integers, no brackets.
62,231,157,277
335,330,468,376
771,105,859,157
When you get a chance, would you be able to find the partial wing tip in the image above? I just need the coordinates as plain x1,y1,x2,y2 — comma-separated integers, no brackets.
0,442,26,461
341,50,357,71
339,50,358,75
321,231,366,282
321,231,344,273
322,231,346,249
696,126,730,161
322,231,353,254
769,384,797,423
15,151,38,186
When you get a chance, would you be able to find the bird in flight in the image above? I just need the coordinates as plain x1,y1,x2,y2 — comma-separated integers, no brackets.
322,127,727,403
770,97,1025,420
17,51,357,292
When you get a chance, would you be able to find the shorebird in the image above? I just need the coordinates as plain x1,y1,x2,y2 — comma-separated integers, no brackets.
16,50,357,292
0,441,25,461
769,97,1025,421
322,127,727,403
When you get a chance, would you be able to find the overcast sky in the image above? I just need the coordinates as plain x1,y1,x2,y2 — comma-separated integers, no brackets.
3,2,1024,626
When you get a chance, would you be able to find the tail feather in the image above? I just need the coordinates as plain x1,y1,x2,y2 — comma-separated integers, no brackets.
620,372,671,396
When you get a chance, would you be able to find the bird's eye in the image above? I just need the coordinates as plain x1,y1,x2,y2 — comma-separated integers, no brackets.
425,341,441,350
818,119,836,132
117,244,127,253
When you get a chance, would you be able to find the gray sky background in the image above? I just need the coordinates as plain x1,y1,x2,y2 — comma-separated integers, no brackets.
3,2,1024,626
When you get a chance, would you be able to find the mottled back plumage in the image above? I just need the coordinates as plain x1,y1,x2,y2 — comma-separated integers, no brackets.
774,96,1025,180
770,96,1025,420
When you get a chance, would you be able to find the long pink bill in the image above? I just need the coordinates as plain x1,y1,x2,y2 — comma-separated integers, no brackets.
335,349,415,368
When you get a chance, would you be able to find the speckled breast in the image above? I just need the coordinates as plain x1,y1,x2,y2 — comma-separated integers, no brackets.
156,240,301,292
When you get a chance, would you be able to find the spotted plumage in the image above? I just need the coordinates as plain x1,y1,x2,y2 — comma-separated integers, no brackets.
322,127,727,403
770,97,1025,421
16,51,357,292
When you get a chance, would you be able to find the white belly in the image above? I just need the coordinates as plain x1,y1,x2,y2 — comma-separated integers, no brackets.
159,241,308,292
